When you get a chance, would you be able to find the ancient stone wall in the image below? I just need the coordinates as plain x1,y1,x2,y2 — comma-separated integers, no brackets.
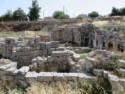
0,36,60,67
51,23,125,52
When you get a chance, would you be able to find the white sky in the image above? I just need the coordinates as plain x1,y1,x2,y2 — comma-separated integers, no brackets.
0,0,125,18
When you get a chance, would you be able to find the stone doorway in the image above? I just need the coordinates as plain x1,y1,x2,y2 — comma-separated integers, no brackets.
108,42,113,50
84,38,89,47
102,42,105,49
96,40,98,48
117,44,124,52
0,54,2,59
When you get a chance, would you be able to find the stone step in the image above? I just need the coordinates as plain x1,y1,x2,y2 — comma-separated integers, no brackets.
118,59,125,68
117,68,125,77
0,62,17,70
18,66,30,75
25,72,97,82
108,74,125,94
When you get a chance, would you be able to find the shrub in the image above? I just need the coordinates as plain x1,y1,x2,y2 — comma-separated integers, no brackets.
105,58,119,71
53,11,70,19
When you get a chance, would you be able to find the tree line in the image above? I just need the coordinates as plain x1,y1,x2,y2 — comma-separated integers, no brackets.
0,0,125,22
0,0,41,22
110,7,125,16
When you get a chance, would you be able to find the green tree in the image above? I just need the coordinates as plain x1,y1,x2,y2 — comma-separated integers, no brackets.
0,10,13,22
53,11,70,19
110,7,119,16
88,11,99,18
120,8,125,15
28,0,41,21
12,8,27,21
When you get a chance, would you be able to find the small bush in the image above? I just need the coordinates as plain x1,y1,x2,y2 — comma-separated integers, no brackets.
105,58,119,71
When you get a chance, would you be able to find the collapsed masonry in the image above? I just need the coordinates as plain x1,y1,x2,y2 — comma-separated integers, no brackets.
1,49,125,94
0,23,125,94
51,23,125,52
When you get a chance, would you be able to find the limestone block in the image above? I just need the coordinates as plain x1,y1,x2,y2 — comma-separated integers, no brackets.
73,53,80,62
51,47,56,51
47,56,54,63
41,49,47,55
6,67,17,75
72,28,81,46
66,50,75,56
118,59,125,68
46,42,51,49
84,57,95,71
51,41,59,48
0,62,17,70
52,51,69,57
103,70,110,78
40,35,51,42
63,73,78,81
5,37,16,46
63,28,72,42
56,47,65,51
35,44,40,50
34,36,41,44
25,72,38,82
53,73,64,81
21,47,31,52
93,69,103,76
18,66,30,75
40,42,46,49
47,49,52,55
37,72,53,82
1,76,14,81
78,73,97,82
32,56,47,64
117,68,125,77
33,50,41,56
108,74,125,94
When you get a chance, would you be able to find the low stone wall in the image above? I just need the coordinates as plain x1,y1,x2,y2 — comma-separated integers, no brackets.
0,36,61,67
25,72,96,83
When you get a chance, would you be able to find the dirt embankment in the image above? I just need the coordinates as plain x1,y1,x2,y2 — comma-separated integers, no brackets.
0,19,82,32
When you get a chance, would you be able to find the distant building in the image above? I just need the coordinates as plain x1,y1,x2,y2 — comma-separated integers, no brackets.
76,14,89,19
44,17,55,21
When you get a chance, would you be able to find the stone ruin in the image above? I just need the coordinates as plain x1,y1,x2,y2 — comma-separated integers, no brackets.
0,23,125,94
51,23,125,52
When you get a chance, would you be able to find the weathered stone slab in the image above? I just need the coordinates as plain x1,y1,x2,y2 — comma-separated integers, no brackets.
46,42,51,49
56,47,65,51
51,41,59,48
37,72,53,82
52,51,69,57
0,62,17,70
63,73,78,81
119,59,125,68
117,68,125,77
40,42,46,49
18,66,30,75
78,73,97,82
73,53,80,62
93,69,103,76
84,57,95,71
25,72,38,82
53,73,64,81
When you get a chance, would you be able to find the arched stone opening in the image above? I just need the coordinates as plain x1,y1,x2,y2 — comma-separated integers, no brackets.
90,39,93,48
84,38,89,47
117,44,124,52
102,42,105,48
0,54,2,59
108,42,113,50
96,40,98,47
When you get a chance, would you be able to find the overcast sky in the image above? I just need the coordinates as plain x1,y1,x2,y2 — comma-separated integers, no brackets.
0,0,125,18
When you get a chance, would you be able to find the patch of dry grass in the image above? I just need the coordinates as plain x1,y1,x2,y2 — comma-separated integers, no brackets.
0,81,107,94
0,31,50,38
